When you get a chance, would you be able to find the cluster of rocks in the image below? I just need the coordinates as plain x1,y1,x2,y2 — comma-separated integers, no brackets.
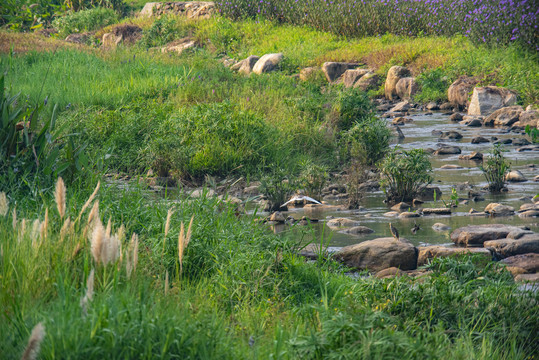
333,224,539,282
224,53,285,75
140,1,215,19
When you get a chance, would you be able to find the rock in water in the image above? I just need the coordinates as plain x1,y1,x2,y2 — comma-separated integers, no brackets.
451,224,528,246
468,87,518,116
395,77,418,100
335,238,418,272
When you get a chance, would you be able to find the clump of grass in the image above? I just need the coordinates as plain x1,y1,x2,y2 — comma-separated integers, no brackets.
52,7,119,37
480,144,510,192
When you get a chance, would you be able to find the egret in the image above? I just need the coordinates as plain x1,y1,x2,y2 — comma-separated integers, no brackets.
281,195,321,208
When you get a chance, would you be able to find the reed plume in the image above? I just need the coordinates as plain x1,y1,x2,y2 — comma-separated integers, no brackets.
126,233,139,278
12,207,17,230
40,208,49,240
76,181,100,224
0,192,8,217
165,271,169,295
90,219,105,263
55,177,66,219
21,322,45,360
132,233,139,274
177,216,194,276
105,218,112,238
31,219,41,248
162,208,174,255
80,269,95,316
18,218,26,243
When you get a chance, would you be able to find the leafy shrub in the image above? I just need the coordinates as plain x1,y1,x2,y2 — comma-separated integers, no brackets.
379,147,433,203
259,168,298,211
480,144,510,192
415,67,451,103
0,75,86,188
334,89,374,132
52,7,118,36
345,115,391,166
0,0,64,30
138,16,183,48
299,160,328,201
65,0,125,12
148,102,287,180
525,124,538,143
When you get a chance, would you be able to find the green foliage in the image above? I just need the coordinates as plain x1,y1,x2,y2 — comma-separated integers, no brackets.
0,0,64,31
138,16,183,48
414,67,451,103
334,89,374,132
299,160,328,201
345,115,391,166
480,144,510,192
379,147,433,203
148,102,288,180
525,124,539,143
52,7,119,36
0,75,86,189
259,168,298,211
64,0,125,12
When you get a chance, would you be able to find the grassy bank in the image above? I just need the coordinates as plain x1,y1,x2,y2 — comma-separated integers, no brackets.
1,182,538,359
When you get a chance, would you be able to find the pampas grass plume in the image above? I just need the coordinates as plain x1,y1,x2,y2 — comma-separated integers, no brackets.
0,192,8,217
90,219,104,263
55,177,66,219
80,269,95,316
21,322,45,360
76,181,100,224
40,208,49,240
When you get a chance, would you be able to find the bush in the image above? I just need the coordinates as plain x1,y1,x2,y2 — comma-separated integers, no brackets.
52,7,118,36
334,89,374,132
480,144,510,192
259,168,298,211
345,115,391,166
0,75,86,189
147,102,288,180
415,67,451,103
299,160,328,201
0,0,64,30
138,16,183,48
379,147,433,203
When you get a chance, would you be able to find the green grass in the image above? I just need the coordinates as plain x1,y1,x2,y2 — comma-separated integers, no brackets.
0,182,537,359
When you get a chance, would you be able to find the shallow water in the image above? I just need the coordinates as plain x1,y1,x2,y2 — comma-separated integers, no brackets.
258,111,539,247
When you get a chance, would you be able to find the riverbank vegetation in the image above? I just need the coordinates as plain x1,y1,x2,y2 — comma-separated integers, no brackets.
1,1,538,358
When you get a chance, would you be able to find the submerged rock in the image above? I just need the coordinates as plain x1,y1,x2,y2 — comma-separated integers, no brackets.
484,203,515,216
341,226,375,235
434,146,461,155
432,223,451,231
458,152,483,161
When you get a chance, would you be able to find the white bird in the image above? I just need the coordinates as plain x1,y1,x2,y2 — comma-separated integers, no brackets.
281,195,322,208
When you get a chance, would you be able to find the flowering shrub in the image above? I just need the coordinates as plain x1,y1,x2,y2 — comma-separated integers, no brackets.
215,0,538,50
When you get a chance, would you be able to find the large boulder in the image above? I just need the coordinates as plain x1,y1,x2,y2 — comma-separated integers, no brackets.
395,77,419,100
385,66,411,101
468,87,518,116
341,226,375,235
140,1,215,18
238,55,260,75
483,106,524,127
299,67,322,81
326,218,361,228
102,24,143,48
343,69,370,88
417,246,491,266
485,234,539,258
335,238,418,272
434,145,461,155
354,72,380,91
321,62,359,83
161,38,196,55
252,53,284,74
448,76,478,109
484,203,515,216
389,101,410,113
512,109,539,129
451,224,529,247
500,253,539,273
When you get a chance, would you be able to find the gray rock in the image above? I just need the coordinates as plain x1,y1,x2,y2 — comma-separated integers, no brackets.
512,109,539,129
471,136,489,144
392,117,413,125
483,105,524,127
458,152,483,161
448,76,478,109
341,226,375,235
434,146,462,155
335,238,418,271
322,62,359,82
252,53,284,74
395,77,418,100
505,170,527,182
343,69,370,88
439,130,463,140
519,210,539,218
385,66,411,101
399,211,420,218
326,218,361,228
269,211,286,223
354,72,380,91
485,234,539,258
238,55,260,75
299,67,322,81
440,164,463,169
450,113,463,122
417,246,491,266
451,224,529,246
389,101,411,113
432,223,451,231
391,202,412,211
484,203,515,216
426,102,439,110
468,87,518,116
417,186,442,201
422,208,451,215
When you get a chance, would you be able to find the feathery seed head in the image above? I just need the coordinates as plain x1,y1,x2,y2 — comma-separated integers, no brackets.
55,177,66,219
0,192,8,217
21,322,45,360
90,219,105,263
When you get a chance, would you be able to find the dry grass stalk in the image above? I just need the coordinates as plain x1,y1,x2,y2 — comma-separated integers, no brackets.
76,181,100,224
165,271,169,295
12,207,17,230
0,192,8,217
116,224,125,263
31,219,41,248
162,208,174,255
40,208,49,240
55,177,66,219
177,217,194,276
84,201,100,239
105,218,112,238
60,218,71,243
126,233,139,277
90,219,105,263
133,233,139,274
18,218,26,243
80,269,95,316
21,322,45,360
